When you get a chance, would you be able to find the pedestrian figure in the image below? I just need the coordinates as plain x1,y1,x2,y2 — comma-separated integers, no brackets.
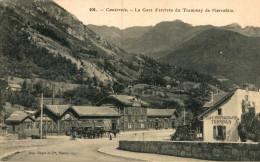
109,131,113,140
72,130,77,140
113,130,117,138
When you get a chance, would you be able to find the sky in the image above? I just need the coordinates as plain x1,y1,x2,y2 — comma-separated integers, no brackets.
54,0,260,29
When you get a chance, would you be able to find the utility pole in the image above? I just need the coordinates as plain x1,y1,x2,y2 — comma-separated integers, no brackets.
123,107,125,131
52,84,55,105
40,93,43,139
133,107,135,131
45,114,47,137
183,107,186,125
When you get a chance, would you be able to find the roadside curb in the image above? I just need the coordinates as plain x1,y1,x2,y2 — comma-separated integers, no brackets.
98,146,144,161
98,145,209,162
0,145,55,161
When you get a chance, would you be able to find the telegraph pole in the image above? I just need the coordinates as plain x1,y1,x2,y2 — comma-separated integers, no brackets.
52,84,55,105
183,107,186,125
40,93,43,139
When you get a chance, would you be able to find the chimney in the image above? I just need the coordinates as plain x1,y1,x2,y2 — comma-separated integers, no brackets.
243,84,249,92
210,92,214,103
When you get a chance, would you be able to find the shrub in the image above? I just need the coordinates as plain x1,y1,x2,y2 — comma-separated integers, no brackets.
238,110,260,142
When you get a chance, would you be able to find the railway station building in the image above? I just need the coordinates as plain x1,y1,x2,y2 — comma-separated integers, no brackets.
34,105,120,135
97,95,149,131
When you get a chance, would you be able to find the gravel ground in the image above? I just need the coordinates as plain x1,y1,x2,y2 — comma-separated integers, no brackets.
0,137,66,159
1,129,174,161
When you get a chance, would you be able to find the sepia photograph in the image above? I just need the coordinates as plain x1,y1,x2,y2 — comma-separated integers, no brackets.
0,0,260,161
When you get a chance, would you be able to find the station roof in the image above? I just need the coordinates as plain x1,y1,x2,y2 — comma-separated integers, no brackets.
147,109,179,117
6,111,34,123
72,106,120,117
35,105,120,118
45,105,70,116
34,105,70,118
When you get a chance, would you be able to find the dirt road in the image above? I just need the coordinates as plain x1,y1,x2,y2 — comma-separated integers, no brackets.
3,130,174,161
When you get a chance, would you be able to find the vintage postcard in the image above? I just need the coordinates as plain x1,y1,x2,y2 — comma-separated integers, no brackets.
0,0,260,161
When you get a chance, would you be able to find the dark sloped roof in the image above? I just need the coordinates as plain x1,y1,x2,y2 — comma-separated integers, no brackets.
198,89,237,119
203,93,228,108
45,105,70,116
147,109,178,117
72,106,120,117
104,95,149,107
6,111,34,123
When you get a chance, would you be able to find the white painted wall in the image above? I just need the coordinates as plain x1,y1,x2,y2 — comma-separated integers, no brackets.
203,89,260,142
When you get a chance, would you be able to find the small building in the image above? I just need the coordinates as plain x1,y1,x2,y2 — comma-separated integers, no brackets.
6,111,35,134
163,76,172,82
34,105,120,135
97,95,149,131
166,85,172,89
199,87,260,142
147,109,179,129
6,83,22,92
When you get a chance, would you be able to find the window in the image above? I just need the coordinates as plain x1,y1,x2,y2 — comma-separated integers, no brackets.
141,122,145,128
218,109,222,115
128,122,132,129
97,120,103,123
27,122,31,129
213,126,226,140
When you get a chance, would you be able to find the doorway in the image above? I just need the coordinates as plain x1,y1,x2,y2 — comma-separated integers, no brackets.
112,120,117,130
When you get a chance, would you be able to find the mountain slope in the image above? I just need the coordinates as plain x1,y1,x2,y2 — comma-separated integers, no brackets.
122,20,193,55
221,23,260,37
87,25,152,47
86,25,122,46
89,20,260,60
0,0,143,84
159,29,260,87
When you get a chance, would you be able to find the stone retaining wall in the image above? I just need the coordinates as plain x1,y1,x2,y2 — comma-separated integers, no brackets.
119,141,260,161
